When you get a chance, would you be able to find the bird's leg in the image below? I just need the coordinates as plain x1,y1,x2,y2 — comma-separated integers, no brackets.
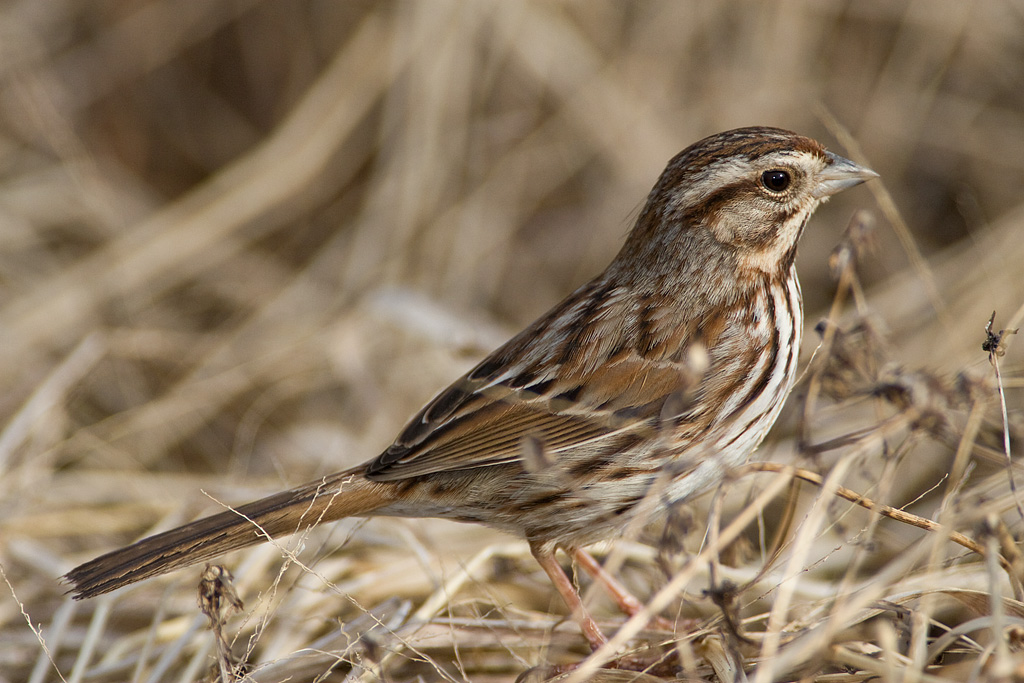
529,541,607,651
573,548,676,632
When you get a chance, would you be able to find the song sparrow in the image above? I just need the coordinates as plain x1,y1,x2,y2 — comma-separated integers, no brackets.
66,127,876,649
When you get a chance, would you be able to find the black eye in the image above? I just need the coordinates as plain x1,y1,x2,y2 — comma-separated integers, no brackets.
761,169,791,193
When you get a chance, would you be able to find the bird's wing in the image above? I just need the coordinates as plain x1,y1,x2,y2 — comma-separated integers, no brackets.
365,281,705,481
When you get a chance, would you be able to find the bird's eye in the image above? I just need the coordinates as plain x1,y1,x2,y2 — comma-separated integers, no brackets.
761,169,791,193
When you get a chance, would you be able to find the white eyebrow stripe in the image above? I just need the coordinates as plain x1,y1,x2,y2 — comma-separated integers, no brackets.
681,157,751,204
674,150,824,208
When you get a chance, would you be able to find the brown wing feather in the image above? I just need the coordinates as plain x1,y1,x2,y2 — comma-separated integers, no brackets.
366,280,707,481
367,399,617,479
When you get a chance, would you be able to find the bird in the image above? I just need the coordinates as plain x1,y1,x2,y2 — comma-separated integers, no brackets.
65,127,877,650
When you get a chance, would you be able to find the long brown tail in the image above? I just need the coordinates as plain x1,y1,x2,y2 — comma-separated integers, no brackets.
65,469,395,599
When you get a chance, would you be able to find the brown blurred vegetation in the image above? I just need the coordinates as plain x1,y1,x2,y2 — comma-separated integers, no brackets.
1,1,1023,681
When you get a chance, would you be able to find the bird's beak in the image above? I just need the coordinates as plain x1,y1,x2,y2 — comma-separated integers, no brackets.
812,151,879,199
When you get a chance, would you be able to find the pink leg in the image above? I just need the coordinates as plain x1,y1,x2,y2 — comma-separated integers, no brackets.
574,549,676,632
530,542,607,651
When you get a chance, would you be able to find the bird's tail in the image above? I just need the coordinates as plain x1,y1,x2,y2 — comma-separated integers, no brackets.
65,469,394,599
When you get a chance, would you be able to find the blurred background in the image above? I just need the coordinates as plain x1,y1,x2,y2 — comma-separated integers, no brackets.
1,1,1022,681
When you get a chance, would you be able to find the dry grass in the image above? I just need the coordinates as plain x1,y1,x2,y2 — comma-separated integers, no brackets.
1,1,1023,681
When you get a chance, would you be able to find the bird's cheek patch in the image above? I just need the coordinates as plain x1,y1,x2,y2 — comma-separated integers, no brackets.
708,198,776,248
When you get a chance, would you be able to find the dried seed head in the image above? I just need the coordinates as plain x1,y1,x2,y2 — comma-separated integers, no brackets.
829,209,877,278
816,318,889,401
521,434,555,473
